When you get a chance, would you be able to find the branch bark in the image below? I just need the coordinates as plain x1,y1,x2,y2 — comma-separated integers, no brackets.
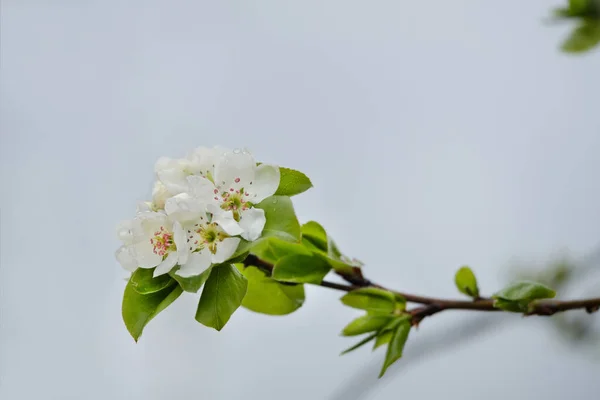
242,254,600,323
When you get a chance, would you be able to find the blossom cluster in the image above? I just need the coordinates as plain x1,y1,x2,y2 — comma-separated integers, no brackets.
115,147,280,278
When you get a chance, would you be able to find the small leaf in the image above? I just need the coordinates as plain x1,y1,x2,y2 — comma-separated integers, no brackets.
236,264,305,315
340,333,378,355
130,268,176,294
493,281,556,302
301,221,328,252
379,320,411,378
562,18,600,53
122,279,183,341
272,254,332,284
341,288,397,313
274,167,313,197
195,264,248,331
493,298,526,313
251,237,312,264
255,196,302,243
341,315,393,336
373,330,393,350
169,266,213,293
454,266,480,298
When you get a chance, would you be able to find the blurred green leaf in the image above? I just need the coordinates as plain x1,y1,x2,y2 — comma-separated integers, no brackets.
341,315,393,336
562,18,600,53
340,332,378,355
379,320,411,378
492,280,556,313
373,330,393,350
454,266,480,298
341,288,397,313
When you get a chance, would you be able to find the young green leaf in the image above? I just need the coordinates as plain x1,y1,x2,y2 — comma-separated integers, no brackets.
122,279,183,341
130,267,176,294
301,221,328,252
341,288,397,313
195,264,248,331
169,266,213,293
340,332,378,355
454,266,480,298
493,281,556,302
379,320,411,378
341,315,393,336
236,265,305,315
373,330,393,350
274,167,313,197
272,254,332,284
492,281,556,313
562,18,600,53
255,196,302,243
250,237,312,264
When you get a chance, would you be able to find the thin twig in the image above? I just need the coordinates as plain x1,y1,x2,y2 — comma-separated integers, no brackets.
242,254,600,322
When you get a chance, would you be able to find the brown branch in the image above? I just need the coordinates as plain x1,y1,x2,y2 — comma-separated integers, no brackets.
241,254,600,324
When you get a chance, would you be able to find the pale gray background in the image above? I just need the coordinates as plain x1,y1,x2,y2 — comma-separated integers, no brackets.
1,1,599,399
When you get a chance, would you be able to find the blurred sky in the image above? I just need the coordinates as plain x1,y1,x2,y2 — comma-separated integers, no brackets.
1,1,599,399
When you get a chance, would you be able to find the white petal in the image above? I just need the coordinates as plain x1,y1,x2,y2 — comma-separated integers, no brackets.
212,237,240,264
115,246,138,271
173,221,189,265
211,209,243,236
187,175,219,205
136,201,153,213
238,208,266,241
176,250,212,278
251,164,280,203
213,151,256,190
187,146,228,176
133,240,162,269
153,252,178,277
151,181,172,209
116,220,135,244
155,158,191,195
165,193,205,222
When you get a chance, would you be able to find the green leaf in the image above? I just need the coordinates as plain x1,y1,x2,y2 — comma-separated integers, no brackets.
492,281,556,313
236,264,305,315
341,315,393,336
122,278,183,341
340,332,378,355
341,288,397,313
130,267,176,294
169,266,213,293
492,298,525,313
454,266,480,298
562,18,600,53
255,196,302,242
373,330,393,350
272,253,332,284
301,221,328,252
493,281,556,302
274,167,313,197
379,320,411,378
195,264,248,331
250,237,312,264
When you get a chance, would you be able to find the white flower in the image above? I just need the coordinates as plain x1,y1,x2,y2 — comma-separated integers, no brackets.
155,146,228,195
188,149,280,241
151,181,171,210
115,209,241,278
